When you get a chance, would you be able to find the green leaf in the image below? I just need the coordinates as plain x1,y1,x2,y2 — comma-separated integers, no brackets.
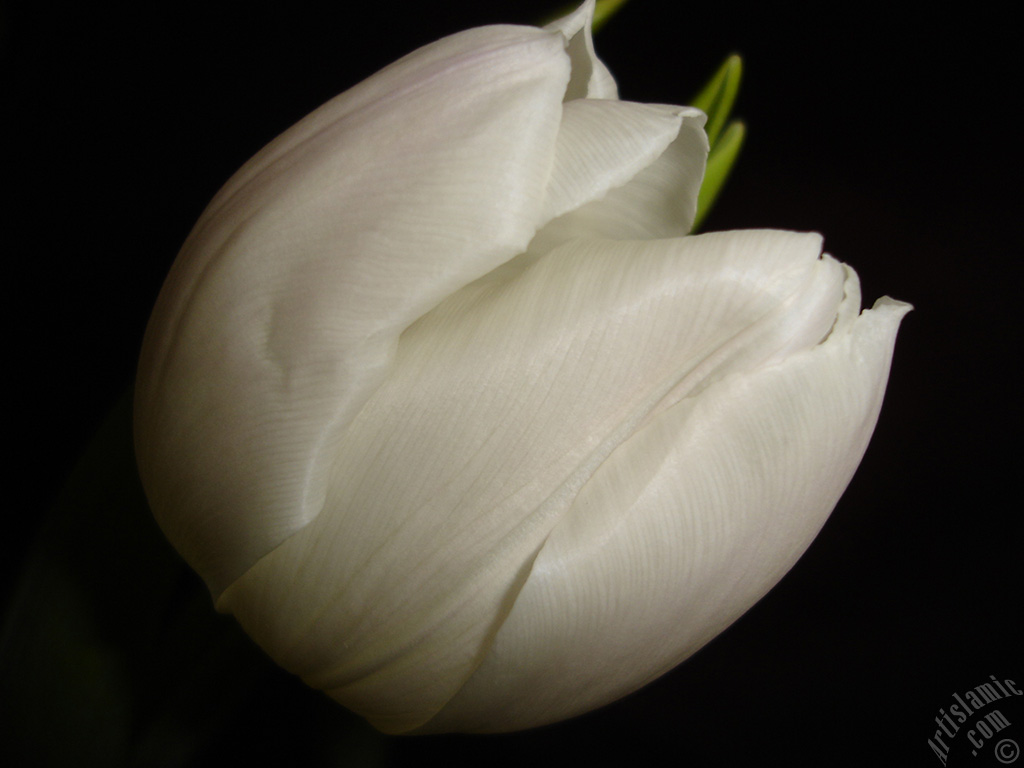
592,0,630,32
690,54,742,148
693,120,746,231
546,0,629,32
0,388,382,766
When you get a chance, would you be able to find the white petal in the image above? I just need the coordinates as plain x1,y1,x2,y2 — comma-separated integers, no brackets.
425,286,910,733
217,229,852,733
134,24,572,597
545,0,618,99
532,105,708,249
540,99,694,224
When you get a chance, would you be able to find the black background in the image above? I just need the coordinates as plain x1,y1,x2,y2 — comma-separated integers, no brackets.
5,1,1020,766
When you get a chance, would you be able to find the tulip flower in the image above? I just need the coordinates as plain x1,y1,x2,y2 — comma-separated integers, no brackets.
134,0,909,734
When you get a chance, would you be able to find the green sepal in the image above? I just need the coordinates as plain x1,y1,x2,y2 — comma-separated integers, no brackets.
693,120,745,231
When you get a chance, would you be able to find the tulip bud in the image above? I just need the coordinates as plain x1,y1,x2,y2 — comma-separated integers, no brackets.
135,0,909,734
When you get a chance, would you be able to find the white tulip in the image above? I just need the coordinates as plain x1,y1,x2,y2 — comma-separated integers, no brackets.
135,0,909,734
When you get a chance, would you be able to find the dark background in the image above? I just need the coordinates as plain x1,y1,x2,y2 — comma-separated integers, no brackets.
5,1,1020,766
